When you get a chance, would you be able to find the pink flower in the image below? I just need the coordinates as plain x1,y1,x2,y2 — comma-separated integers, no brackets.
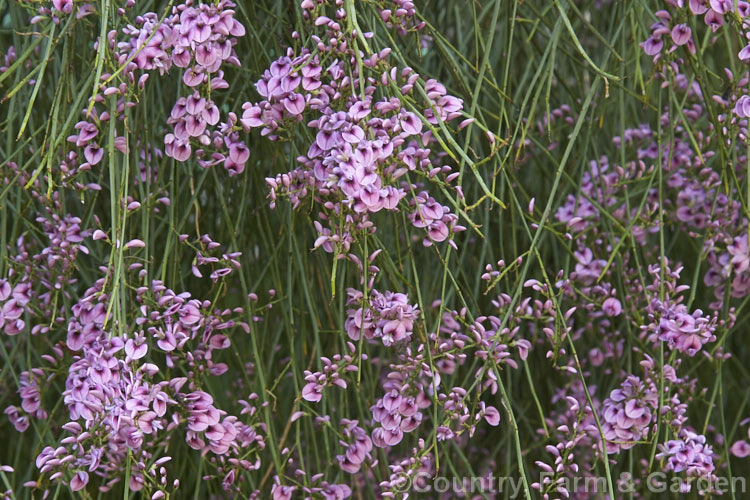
283,93,306,115
602,297,622,317
372,426,403,447
125,338,148,359
70,471,89,491
705,8,724,31
671,24,691,46
301,382,323,402
730,440,750,458
709,0,731,13
166,136,192,162
735,95,750,118
183,67,205,87
178,301,202,325
228,143,250,165
271,479,296,500
690,0,709,13
482,405,501,426
52,0,73,13
399,112,422,135
641,37,664,56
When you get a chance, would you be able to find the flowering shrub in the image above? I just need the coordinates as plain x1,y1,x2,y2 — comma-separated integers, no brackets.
2,0,750,498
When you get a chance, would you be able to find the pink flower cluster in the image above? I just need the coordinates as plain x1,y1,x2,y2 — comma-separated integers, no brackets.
111,0,250,173
410,191,463,247
641,11,695,57
0,279,29,337
370,390,425,447
344,288,419,346
642,262,717,356
301,343,360,403
336,419,374,473
657,430,718,492
600,375,657,453
168,0,244,86
251,12,467,255
8,251,268,496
